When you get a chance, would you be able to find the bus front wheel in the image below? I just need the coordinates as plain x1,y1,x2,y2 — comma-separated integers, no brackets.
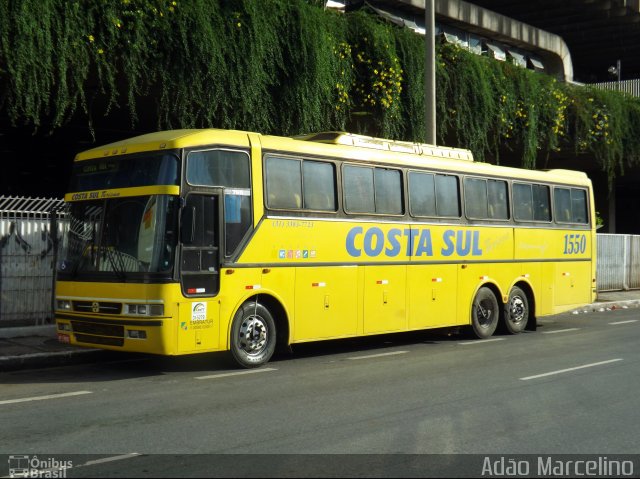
470,287,499,339
230,302,276,368
504,286,529,334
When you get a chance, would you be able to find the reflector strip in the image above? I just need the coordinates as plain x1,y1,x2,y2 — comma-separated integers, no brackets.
187,288,206,294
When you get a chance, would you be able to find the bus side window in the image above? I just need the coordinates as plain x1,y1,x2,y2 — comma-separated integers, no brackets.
554,187,572,223
409,171,436,217
435,174,460,217
344,165,375,213
464,177,488,219
488,179,508,220
265,156,302,210
571,188,588,224
514,183,533,221
533,184,551,221
303,161,336,211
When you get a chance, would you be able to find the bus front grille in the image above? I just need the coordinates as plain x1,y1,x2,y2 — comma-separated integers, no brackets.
73,301,122,314
71,321,124,338
74,334,125,347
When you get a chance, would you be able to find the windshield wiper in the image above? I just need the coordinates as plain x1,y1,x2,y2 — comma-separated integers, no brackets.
103,247,128,281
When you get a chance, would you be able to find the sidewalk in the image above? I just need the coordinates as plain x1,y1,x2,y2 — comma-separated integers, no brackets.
0,324,106,371
2,290,640,372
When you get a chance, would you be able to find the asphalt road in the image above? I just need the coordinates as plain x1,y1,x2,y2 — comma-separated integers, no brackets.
1,307,639,477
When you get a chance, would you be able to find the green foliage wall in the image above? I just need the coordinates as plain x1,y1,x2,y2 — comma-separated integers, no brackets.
1,0,640,186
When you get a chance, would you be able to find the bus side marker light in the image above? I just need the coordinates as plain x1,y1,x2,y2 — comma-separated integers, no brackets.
225,269,235,275
245,285,261,290
312,282,326,287
376,280,389,285
479,276,489,281
521,274,530,278
187,288,206,294
563,272,571,276
432,278,442,283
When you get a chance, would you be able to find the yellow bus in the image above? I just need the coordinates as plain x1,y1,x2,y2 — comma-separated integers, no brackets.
55,129,596,367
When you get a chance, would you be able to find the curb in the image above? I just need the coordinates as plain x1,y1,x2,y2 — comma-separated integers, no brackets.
571,299,640,314
0,348,105,372
0,324,56,339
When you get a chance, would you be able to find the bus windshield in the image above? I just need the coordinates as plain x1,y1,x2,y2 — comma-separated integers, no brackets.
57,195,179,280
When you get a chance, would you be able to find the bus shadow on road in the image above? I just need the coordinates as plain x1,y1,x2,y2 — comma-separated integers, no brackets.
271,327,463,364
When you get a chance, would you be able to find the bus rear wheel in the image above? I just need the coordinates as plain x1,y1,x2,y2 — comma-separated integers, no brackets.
504,286,529,334
470,287,499,339
230,302,276,368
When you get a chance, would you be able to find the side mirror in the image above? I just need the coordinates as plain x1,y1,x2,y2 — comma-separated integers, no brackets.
180,206,195,245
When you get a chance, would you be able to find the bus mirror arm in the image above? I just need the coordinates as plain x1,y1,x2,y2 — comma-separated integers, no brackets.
180,206,196,245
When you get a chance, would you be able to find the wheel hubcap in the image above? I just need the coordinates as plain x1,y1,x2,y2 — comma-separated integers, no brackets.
476,300,494,327
510,296,526,323
238,316,268,356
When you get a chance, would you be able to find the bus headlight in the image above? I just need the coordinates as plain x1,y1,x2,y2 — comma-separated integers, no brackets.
125,304,164,316
56,300,72,311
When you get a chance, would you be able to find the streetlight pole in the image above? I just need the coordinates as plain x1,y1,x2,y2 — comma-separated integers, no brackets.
425,0,436,145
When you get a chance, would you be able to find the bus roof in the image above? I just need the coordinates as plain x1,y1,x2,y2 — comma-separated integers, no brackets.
293,131,474,161
74,129,252,161
75,128,591,187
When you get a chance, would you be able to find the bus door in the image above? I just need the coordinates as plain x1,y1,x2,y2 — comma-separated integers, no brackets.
177,192,221,352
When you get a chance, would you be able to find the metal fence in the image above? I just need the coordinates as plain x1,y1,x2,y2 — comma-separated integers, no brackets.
596,234,640,292
0,196,65,326
588,79,640,98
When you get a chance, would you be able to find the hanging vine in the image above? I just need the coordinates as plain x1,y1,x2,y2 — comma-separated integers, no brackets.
1,0,640,187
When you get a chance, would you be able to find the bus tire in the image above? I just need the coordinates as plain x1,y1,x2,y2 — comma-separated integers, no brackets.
230,302,276,369
470,287,499,339
504,286,529,334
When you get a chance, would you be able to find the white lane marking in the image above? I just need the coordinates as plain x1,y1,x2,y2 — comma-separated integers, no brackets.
0,391,92,406
195,368,277,380
347,350,409,360
609,320,638,325
458,338,505,345
542,328,580,334
81,453,142,467
520,358,624,381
